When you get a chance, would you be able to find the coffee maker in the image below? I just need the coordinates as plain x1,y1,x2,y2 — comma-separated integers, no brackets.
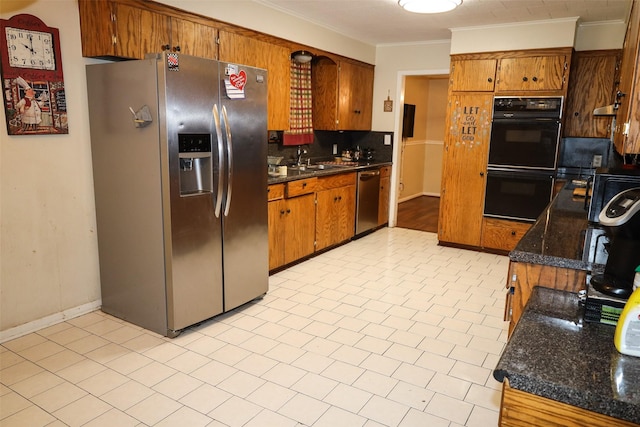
590,187,640,299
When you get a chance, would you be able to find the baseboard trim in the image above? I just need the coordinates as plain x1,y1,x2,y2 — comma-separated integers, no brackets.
398,192,440,203
0,300,102,343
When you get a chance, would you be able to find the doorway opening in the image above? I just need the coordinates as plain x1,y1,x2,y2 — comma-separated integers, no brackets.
394,74,448,234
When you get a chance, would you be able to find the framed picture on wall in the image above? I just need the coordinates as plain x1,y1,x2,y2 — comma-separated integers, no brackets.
0,14,68,135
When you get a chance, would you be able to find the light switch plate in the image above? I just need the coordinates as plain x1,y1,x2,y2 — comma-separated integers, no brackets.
384,134,391,145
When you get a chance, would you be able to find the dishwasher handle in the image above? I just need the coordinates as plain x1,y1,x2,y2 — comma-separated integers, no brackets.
360,170,380,179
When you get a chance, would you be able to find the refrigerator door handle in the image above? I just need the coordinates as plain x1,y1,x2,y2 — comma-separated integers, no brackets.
213,104,224,218
222,105,233,217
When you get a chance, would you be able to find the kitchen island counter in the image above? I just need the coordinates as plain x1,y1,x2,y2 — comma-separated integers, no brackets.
494,286,640,424
509,182,595,271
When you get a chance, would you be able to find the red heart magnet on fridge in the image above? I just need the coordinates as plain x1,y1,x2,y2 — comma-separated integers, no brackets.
230,70,247,91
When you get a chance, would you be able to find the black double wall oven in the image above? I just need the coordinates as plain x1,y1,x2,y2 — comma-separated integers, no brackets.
484,96,563,222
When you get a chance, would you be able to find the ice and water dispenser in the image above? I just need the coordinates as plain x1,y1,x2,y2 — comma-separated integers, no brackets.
178,133,213,195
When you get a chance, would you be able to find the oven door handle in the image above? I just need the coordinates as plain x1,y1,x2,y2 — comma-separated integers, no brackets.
492,118,561,124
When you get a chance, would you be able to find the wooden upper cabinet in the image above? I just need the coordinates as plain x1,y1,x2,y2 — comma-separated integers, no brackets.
79,0,138,58
450,59,497,92
496,55,568,92
168,17,217,59
614,0,640,154
312,57,339,130
564,50,620,138
78,0,217,60
219,31,291,130
338,61,374,130
313,57,374,131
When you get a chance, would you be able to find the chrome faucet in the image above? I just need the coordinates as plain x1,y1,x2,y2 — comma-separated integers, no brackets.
296,146,308,166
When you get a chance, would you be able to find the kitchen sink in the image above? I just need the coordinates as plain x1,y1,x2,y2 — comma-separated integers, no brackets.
288,163,348,172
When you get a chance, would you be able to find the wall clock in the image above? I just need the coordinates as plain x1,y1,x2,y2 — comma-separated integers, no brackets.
0,14,68,135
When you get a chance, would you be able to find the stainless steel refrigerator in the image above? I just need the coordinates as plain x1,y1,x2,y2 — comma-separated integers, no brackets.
86,53,268,337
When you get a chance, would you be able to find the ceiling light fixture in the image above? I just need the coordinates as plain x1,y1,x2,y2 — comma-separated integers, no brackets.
398,0,462,14
292,50,314,63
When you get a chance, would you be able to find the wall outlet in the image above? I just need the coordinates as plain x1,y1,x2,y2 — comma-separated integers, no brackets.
333,144,338,155
593,154,603,168
384,134,392,145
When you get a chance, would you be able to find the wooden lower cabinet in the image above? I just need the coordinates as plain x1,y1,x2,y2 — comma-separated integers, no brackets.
268,185,316,270
500,380,638,427
378,166,391,225
316,173,356,251
506,261,586,336
482,218,531,251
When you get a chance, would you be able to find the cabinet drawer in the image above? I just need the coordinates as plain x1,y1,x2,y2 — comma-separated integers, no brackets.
316,172,357,191
286,178,317,197
268,184,284,201
482,218,531,251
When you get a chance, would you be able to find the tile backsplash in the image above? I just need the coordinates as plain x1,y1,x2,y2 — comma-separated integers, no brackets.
267,130,394,165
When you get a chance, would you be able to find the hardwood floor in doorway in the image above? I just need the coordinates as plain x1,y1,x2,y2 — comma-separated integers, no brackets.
396,195,440,233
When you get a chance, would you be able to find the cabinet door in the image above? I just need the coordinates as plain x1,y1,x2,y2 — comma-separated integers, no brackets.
140,9,171,58
497,56,567,92
312,57,339,130
614,0,640,154
219,31,291,130
284,194,316,264
450,59,497,92
481,217,531,252
378,167,391,225
268,199,286,270
564,51,619,138
316,188,339,251
171,17,217,60
338,61,374,130
438,93,492,247
335,185,356,243
78,1,145,59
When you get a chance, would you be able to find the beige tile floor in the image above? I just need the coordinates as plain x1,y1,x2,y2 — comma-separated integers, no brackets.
1,228,510,426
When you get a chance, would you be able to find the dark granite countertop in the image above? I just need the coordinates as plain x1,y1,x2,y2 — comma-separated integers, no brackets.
494,287,640,424
268,161,392,185
510,181,593,271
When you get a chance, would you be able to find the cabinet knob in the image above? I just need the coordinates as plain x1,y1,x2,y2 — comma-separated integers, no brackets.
302,182,307,187
338,196,342,201
487,77,493,83
162,44,170,51
480,171,485,177
173,46,181,52
280,209,285,215
286,209,291,214
532,76,538,82
522,76,528,82
574,111,579,117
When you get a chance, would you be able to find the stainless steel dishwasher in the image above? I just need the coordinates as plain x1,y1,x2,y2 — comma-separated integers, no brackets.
356,169,381,235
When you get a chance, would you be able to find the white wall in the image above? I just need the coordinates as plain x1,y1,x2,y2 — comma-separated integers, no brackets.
1,0,102,339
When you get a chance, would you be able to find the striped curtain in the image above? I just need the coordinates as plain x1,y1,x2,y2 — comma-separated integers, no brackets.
283,60,314,145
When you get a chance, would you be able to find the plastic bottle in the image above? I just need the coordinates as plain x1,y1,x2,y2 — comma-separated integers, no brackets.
634,265,640,291
614,279,640,357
